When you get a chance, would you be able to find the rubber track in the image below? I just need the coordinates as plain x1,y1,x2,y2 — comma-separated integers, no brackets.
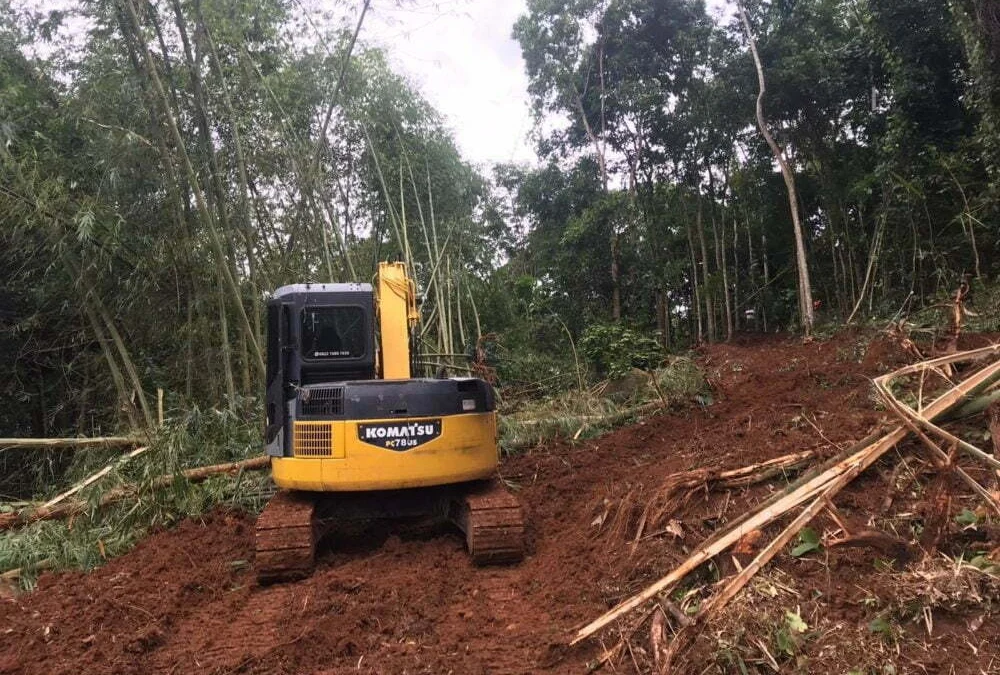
457,481,526,565
254,490,317,583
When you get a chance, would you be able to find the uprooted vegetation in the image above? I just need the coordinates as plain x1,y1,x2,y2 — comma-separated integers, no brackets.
500,355,711,453
0,402,271,588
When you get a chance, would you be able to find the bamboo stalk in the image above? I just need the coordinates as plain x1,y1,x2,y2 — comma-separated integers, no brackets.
873,343,1000,472
1,559,54,581
0,437,142,450
875,383,1000,517
706,485,836,616
571,352,1000,644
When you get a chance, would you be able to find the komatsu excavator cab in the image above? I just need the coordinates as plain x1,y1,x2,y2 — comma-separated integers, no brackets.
255,263,525,582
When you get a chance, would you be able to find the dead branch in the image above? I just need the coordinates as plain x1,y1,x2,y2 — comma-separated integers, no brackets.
881,457,909,512
828,529,914,562
650,608,667,674
0,455,269,531
934,280,970,362
632,449,820,540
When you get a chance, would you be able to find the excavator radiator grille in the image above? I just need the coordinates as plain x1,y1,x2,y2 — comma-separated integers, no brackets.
300,386,344,415
293,422,334,457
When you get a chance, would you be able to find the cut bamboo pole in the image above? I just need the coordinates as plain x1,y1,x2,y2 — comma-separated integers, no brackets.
876,387,1000,517
0,456,269,531
572,351,1000,645
1,559,54,581
0,436,142,450
873,344,1000,472
706,480,842,616
41,446,149,510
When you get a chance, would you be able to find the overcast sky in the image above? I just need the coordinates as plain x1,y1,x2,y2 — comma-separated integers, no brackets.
361,0,733,170
364,0,535,168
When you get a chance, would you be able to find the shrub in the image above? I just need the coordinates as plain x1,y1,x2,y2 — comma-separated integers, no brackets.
579,323,665,378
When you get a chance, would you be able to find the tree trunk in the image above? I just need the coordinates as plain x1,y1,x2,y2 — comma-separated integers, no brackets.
686,210,704,344
611,233,622,321
738,1,814,335
696,195,716,342
713,211,733,341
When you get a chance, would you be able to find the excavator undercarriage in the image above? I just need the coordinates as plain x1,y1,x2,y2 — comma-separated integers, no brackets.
255,480,525,583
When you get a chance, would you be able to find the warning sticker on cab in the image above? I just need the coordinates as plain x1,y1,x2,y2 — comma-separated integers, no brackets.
357,419,442,451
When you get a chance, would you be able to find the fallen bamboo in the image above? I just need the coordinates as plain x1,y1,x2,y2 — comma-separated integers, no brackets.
40,446,149,510
706,480,842,616
652,487,845,674
875,357,1000,472
0,455,270,531
713,449,818,487
938,387,1000,422
634,449,822,539
1,559,54,581
572,349,1000,645
0,436,142,450
877,389,1000,517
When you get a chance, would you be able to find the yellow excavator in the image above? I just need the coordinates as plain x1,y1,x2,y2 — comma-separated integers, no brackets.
255,262,525,582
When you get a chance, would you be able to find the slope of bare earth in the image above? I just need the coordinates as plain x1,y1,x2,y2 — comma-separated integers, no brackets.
1,331,998,674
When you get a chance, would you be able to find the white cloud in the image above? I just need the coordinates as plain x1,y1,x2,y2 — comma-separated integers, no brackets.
364,0,535,169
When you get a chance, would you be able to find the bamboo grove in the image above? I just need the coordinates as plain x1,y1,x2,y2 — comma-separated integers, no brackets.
2,0,1000,443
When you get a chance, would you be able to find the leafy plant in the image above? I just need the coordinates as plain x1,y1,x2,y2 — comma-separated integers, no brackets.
790,527,823,557
868,616,900,646
579,323,665,378
955,508,979,526
773,610,809,656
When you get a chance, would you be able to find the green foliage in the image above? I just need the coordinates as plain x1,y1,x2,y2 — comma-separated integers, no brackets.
579,323,664,378
773,610,809,657
867,616,898,645
955,508,980,526
500,355,708,452
0,402,268,588
790,527,823,558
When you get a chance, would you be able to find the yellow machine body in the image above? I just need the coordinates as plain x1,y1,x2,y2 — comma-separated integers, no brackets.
266,261,499,493
258,263,522,581
271,411,498,491
376,261,420,380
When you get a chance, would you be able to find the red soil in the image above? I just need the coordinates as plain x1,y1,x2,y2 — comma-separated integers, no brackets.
1,331,998,674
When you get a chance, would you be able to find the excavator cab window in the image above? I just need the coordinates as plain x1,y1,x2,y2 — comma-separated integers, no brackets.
301,307,367,359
